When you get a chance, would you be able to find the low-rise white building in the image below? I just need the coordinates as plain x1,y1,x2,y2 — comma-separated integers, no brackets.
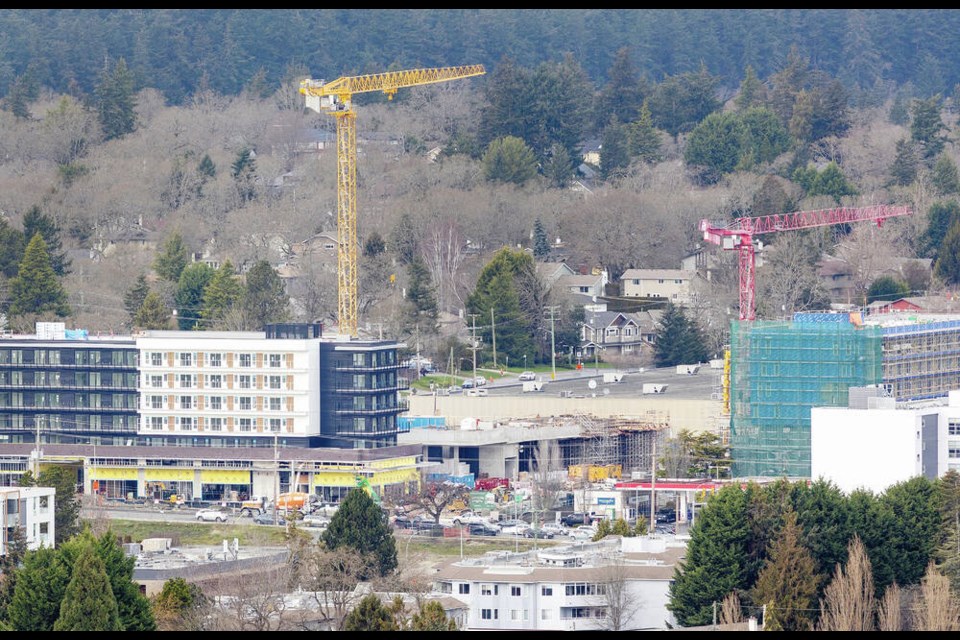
0,486,56,553
811,387,960,494
432,535,683,630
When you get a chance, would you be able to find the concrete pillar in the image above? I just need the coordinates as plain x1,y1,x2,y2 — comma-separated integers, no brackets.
193,469,202,501
137,463,146,498
678,491,688,523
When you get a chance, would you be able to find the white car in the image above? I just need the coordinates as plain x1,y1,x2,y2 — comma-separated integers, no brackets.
196,509,228,522
519,371,536,381
499,521,532,536
451,512,491,527
569,525,597,540
302,515,330,529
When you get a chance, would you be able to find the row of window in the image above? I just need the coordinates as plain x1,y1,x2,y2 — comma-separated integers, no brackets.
477,608,606,622
144,395,289,411
146,416,284,432
0,392,137,410
473,583,606,597
146,374,289,390
0,371,138,388
0,414,137,430
146,352,288,368
0,349,136,366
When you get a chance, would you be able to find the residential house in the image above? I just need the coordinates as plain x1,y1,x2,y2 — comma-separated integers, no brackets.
0,486,56,554
557,272,607,298
536,262,577,289
581,311,648,358
620,269,694,304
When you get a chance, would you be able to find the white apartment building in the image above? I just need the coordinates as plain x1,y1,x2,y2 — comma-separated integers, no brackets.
433,536,682,630
137,330,321,442
811,387,960,494
620,269,694,303
0,486,56,553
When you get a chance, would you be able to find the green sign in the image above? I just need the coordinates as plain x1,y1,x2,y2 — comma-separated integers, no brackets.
469,491,495,511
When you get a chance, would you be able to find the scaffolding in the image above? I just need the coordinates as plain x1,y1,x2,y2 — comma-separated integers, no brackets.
880,317,960,400
573,410,668,477
729,314,883,478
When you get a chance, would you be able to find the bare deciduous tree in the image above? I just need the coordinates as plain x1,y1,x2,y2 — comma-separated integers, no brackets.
302,546,376,631
602,558,639,631
208,559,294,631
817,535,875,632
420,217,468,313
914,562,960,631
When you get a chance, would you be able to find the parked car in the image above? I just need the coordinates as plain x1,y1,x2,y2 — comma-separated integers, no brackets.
561,512,594,527
196,509,228,522
499,520,532,536
392,515,413,529
655,508,677,524
570,525,597,540
541,523,566,537
451,512,490,526
519,371,536,381
523,527,555,539
447,385,462,394
254,512,287,526
467,522,500,536
461,378,476,389
474,376,487,386
302,514,330,529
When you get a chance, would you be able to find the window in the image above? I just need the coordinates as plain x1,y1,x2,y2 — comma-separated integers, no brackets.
178,416,196,431
510,610,528,621
269,353,282,368
541,609,551,621
353,353,365,366
269,375,282,390
239,418,253,432
208,374,222,389
541,586,552,596
481,584,498,596
179,352,193,367
150,352,162,366
39,522,48,535
950,448,960,459
268,418,281,432
150,395,164,409
950,421,960,436
179,374,193,388
208,353,222,367
150,375,164,388
564,583,605,596
179,396,193,410
511,586,522,597
208,417,223,431
239,397,252,411
209,396,222,410
459,584,470,594
481,609,498,620
239,353,252,368
149,417,164,430
269,397,281,411
239,375,252,389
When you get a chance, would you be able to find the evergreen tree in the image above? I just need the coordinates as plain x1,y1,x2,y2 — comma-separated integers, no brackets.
684,111,744,184
481,136,538,186
342,594,398,631
933,153,960,196
628,99,662,164
752,175,793,217
882,476,942,586
600,117,631,181
846,488,898,595
242,260,289,330
152,577,206,632
790,479,852,593
321,487,397,578
668,485,750,626
231,148,258,202
751,508,819,631
153,232,189,283
889,93,911,126
936,470,960,593
19,468,81,544
9,233,70,318
389,213,419,265
403,256,439,336
201,261,243,326
197,153,216,179
95,57,137,141
596,46,646,131
53,543,122,631
0,216,25,280
867,276,911,303
466,247,537,365
123,274,150,322
735,65,767,112
653,302,710,368
93,532,155,631
22,207,70,276
648,63,721,137
542,143,573,188
911,96,948,161
935,221,960,285
0,524,28,621
174,262,215,330
410,599,457,631
808,162,858,204
133,291,171,330
7,547,69,631
889,138,920,186
738,107,791,170
363,231,386,258
591,518,613,541
532,218,550,258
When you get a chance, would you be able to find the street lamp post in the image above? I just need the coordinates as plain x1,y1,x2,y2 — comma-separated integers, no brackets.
523,354,527,370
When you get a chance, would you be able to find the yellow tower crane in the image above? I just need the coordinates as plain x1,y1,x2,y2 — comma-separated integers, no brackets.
300,65,486,337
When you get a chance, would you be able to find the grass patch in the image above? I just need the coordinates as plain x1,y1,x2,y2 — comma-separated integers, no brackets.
398,535,560,558
86,518,291,546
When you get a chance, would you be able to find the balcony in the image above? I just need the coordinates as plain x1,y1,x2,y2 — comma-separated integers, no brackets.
333,363,402,373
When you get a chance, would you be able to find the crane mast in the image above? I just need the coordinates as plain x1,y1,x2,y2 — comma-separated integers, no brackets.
699,205,913,321
301,65,485,337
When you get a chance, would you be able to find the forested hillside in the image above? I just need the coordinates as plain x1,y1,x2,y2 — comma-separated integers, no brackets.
0,9,958,368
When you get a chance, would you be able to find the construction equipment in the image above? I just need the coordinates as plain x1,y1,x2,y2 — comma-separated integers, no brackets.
300,65,486,337
699,205,912,321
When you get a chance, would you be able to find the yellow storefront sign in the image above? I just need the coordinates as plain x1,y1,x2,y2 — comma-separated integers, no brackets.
200,470,250,484
89,467,138,481
145,469,193,482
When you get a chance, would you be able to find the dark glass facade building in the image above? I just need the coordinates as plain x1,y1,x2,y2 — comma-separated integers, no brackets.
0,337,139,444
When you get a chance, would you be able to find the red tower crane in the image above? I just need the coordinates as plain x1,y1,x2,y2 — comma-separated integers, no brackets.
699,205,913,321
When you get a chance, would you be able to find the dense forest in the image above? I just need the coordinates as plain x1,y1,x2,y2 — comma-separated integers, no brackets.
1,9,959,368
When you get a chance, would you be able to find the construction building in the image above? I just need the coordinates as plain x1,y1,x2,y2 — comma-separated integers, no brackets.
0,322,419,502
730,311,960,478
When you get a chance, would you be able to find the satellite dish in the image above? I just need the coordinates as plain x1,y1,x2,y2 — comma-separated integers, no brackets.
588,380,597,390
603,388,610,395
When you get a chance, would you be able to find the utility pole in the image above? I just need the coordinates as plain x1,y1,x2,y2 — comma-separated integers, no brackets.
273,433,279,525
490,307,497,369
546,305,559,381
468,314,480,378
